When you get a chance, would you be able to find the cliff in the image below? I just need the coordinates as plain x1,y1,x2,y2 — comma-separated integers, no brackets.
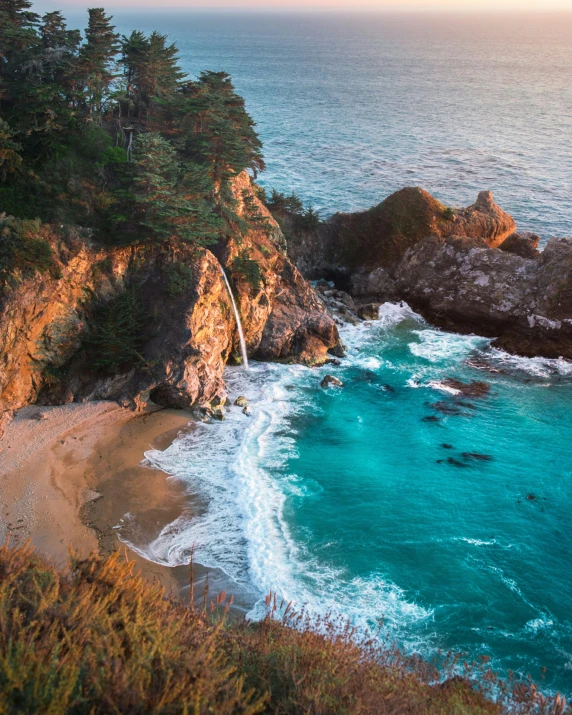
0,173,340,435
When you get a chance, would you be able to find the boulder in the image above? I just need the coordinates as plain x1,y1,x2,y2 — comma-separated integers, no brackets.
358,303,381,321
499,232,540,259
234,396,248,407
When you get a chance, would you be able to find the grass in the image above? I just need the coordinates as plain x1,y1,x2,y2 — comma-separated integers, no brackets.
0,542,567,714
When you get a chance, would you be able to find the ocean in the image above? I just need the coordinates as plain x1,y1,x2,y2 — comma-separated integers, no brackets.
68,10,572,238
69,10,572,694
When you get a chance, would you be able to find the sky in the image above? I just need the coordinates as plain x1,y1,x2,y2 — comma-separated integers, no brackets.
29,0,572,11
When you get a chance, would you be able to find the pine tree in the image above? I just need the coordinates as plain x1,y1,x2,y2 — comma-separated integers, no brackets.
80,8,119,118
132,132,221,245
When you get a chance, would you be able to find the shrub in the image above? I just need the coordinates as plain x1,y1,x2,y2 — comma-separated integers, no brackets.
266,189,304,215
232,248,262,291
0,215,54,294
82,286,148,372
164,260,194,298
0,542,262,714
443,206,455,220
298,204,322,231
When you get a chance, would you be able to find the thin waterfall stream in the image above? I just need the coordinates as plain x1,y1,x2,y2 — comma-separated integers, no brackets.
219,263,249,370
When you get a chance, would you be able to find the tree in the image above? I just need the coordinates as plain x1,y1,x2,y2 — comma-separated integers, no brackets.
120,30,184,123
80,8,119,118
0,0,40,104
131,132,221,246
176,71,265,184
120,30,148,118
0,117,22,180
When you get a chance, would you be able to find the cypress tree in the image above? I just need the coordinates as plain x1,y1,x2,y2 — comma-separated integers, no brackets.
120,30,184,123
0,0,40,106
177,71,265,184
80,7,119,118
132,132,221,246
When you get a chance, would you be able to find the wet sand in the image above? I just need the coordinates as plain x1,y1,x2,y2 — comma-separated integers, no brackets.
0,403,194,598
0,401,255,610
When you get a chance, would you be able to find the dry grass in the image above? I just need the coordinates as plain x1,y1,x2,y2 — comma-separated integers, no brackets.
0,542,567,714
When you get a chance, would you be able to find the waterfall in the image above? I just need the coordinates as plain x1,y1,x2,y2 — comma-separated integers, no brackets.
219,264,249,370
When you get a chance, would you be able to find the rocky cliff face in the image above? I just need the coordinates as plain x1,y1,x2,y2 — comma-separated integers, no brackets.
394,234,572,359
0,173,340,435
284,186,571,361
287,187,516,279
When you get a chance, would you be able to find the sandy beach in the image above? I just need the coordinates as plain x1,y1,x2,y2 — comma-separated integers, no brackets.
0,402,195,598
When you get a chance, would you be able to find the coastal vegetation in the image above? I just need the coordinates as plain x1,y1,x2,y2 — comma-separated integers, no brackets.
0,541,566,714
0,0,263,252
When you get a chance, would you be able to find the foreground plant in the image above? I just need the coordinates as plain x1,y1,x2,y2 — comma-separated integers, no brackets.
0,541,567,714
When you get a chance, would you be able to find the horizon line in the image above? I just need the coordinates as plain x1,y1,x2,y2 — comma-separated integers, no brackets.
32,2,572,13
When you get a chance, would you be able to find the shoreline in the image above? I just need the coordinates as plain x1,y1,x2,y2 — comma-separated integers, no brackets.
0,402,201,601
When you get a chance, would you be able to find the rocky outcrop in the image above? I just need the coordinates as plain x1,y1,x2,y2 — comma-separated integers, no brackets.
0,173,340,436
286,187,515,280
282,184,571,361
394,235,572,359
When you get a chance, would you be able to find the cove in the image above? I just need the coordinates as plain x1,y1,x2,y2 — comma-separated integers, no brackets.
127,304,572,695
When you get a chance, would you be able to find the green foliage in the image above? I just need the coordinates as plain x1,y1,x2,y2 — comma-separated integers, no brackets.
0,1,266,249
97,145,128,167
232,248,262,291
239,189,272,233
130,132,221,246
443,206,455,220
0,542,563,715
266,189,304,215
299,204,322,231
80,8,120,118
82,286,148,372
0,215,53,293
176,71,265,182
164,260,194,298
0,118,23,180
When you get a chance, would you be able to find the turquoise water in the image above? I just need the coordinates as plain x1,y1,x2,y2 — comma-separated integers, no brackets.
65,10,572,239
123,305,572,694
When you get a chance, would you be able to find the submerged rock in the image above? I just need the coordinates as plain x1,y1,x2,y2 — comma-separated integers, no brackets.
447,457,469,468
320,375,344,388
442,379,491,398
357,303,381,321
462,452,493,462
